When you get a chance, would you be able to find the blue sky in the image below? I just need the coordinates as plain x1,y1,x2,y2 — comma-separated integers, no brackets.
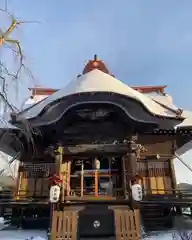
1,0,192,183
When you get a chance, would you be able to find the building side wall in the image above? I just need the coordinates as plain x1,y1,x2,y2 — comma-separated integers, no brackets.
138,135,175,194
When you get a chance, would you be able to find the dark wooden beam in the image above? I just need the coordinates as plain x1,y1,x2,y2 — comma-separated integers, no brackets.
54,144,129,157
21,143,130,161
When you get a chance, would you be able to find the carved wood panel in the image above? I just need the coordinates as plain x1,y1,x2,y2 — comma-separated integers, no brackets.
21,163,56,178
17,163,56,198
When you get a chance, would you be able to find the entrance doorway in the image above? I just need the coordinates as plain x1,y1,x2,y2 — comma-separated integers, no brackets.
70,157,122,198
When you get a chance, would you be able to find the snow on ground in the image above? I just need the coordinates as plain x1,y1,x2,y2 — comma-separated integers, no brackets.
0,217,47,239
0,230,47,240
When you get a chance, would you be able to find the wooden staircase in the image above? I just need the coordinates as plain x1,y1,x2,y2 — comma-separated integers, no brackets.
141,205,173,231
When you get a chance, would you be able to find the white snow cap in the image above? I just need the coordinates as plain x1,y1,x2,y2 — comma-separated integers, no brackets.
20,69,180,119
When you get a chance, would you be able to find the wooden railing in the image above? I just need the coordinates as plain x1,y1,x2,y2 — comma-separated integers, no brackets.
143,189,192,199
0,188,191,203
66,187,125,200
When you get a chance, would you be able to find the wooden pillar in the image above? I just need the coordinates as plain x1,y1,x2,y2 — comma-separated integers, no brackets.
170,140,178,193
94,158,100,196
55,150,71,201
81,161,84,197
67,162,71,196
122,136,138,205
190,207,192,217
49,146,63,239
55,146,63,177
62,162,68,201
169,158,177,193
60,158,71,199
15,161,23,200
55,146,63,202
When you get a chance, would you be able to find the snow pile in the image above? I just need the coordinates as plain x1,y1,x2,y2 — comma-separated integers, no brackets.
0,217,47,239
0,230,47,240
33,238,46,240
0,217,10,230
26,237,46,240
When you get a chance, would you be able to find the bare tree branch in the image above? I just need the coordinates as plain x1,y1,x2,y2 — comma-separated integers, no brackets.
0,8,38,110
0,7,39,177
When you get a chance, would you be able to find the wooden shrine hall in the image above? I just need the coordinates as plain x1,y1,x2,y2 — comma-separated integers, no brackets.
0,55,192,239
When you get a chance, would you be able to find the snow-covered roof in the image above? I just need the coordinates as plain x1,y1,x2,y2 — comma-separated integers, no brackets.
144,92,179,111
20,69,182,119
174,110,192,129
172,110,192,156
144,93,192,130
146,92,192,156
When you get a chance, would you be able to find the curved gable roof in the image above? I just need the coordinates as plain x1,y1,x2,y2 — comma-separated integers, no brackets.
19,69,182,119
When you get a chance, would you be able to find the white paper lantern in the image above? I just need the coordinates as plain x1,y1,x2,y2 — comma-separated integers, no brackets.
131,184,143,201
94,158,100,170
49,185,61,203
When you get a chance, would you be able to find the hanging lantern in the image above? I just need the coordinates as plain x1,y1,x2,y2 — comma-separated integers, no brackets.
131,183,143,202
94,158,100,170
49,185,61,203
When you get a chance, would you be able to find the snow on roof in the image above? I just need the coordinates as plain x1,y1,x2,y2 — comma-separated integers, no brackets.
174,110,192,129
173,110,192,156
144,92,179,111
144,93,192,130
20,69,181,119
28,85,167,95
